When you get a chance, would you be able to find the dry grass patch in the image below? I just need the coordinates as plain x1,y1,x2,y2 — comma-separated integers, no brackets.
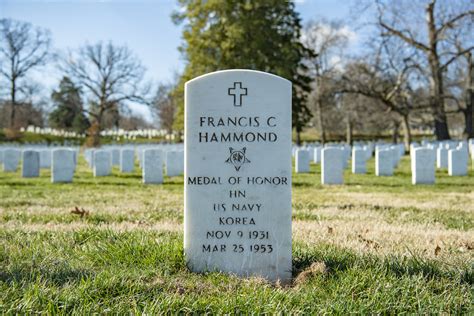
294,219,473,264
0,220,181,232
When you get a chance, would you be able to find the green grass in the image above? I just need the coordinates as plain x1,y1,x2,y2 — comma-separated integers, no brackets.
0,155,473,313
1,230,472,313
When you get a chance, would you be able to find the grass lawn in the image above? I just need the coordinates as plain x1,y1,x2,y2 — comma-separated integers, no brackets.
0,155,473,313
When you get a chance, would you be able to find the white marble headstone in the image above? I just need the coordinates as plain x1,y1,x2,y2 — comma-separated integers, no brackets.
142,149,163,184
93,150,112,177
295,149,310,173
448,149,468,176
3,149,21,172
375,149,393,176
84,149,94,168
166,151,184,177
390,146,400,168
39,149,51,169
436,147,448,169
352,147,366,174
52,149,75,183
411,148,435,184
120,149,135,173
22,150,40,178
184,70,292,282
111,148,120,166
313,147,321,164
321,147,343,184
307,146,315,161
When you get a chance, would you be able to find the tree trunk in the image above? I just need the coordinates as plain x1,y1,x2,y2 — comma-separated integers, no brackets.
463,53,473,139
426,1,450,140
295,128,301,146
85,121,101,148
392,120,399,144
316,97,326,144
430,67,450,140
9,78,16,129
401,114,412,152
85,108,103,147
433,116,450,140
91,126,101,147
462,109,472,139
345,114,353,146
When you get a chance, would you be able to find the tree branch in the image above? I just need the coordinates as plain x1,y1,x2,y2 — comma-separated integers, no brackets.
379,20,429,52
441,46,474,70
436,10,474,38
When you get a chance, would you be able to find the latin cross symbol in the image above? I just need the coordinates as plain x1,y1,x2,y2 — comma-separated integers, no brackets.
228,82,247,107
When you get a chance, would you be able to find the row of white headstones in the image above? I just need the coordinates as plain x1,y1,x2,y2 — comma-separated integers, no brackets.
294,140,474,184
0,144,184,184
21,125,177,140
2,140,472,184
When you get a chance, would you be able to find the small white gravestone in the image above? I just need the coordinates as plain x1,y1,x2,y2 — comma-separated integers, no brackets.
93,150,112,177
295,149,310,173
313,147,321,164
3,149,21,172
375,149,393,176
390,146,400,168
142,149,163,184
321,147,343,184
111,148,120,166
184,70,292,282
412,148,435,184
84,149,94,168
39,149,51,169
341,146,351,169
364,147,372,160
352,147,366,174
471,146,474,169
52,149,75,183
166,151,183,177
448,149,468,176
437,147,448,169
307,146,315,161
120,149,135,173
72,149,79,169
136,148,144,168
22,150,40,178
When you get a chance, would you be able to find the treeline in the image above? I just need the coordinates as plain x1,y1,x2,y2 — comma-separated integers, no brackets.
0,20,155,145
0,0,472,147
165,0,473,147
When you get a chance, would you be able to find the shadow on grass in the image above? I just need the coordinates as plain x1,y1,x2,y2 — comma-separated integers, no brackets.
292,182,317,188
345,181,407,188
292,244,473,286
0,267,94,286
0,181,40,187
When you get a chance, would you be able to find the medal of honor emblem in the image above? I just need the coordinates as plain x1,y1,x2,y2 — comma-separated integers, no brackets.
225,147,250,171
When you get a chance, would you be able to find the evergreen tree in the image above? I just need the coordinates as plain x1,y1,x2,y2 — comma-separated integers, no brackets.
49,77,90,133
172,0,313,144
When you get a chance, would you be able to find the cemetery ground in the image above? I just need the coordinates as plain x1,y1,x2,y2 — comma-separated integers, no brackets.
0,156,472,313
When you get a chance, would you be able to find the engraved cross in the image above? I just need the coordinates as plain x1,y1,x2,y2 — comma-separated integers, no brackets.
228,82,247,107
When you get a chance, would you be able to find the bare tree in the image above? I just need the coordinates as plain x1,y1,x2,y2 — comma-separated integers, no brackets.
60,41,150,146
340,42,427,151
152,83,176,136
446,50,474,139
302,19,352,144
0,18,51,129
375,0,474,140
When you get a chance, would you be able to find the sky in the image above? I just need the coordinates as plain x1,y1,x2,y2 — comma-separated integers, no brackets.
0,0,359,121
